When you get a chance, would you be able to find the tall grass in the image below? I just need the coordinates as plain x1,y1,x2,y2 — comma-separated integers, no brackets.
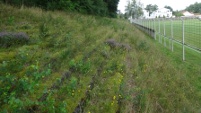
0,3,201,113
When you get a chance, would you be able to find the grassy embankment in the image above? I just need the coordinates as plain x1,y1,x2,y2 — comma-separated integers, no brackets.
0,3,201,113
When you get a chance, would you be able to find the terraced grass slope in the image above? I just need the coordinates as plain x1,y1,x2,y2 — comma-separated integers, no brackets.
0,3,201,113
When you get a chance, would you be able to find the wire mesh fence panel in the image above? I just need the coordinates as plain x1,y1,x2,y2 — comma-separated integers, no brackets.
133,17,201,63
164,19,172,49
172,19,183,43
159,19,164,43
184,18,201,50
154,19,160,41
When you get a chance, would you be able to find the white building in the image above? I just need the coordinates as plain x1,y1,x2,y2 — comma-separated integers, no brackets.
150,8,172,18
182,11,194,17
141,10,149,18
142,8,173,19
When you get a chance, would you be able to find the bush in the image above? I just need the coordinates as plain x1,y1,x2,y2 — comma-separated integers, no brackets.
1,0,119,17
0,32,29,47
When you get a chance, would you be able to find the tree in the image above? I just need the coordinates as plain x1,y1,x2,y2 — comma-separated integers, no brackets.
104,0,119,17
145,4,158,16
125,0,143,19
164,5,173,12
117,10,125,19
173,10,183,17
1,0,120,17
186,2,201,13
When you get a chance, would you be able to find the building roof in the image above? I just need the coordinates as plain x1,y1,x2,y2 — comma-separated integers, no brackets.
182,11,194,16
158,8,170,12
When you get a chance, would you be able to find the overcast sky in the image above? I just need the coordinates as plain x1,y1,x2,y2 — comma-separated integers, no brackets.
118,0,201,13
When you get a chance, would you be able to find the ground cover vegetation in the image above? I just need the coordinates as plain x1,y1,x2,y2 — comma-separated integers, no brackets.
0,3,201,113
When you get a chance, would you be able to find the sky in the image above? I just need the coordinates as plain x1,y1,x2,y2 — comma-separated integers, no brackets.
118,0,201,13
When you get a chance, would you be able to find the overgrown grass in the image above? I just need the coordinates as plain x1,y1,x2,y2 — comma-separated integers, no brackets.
0,3,201,113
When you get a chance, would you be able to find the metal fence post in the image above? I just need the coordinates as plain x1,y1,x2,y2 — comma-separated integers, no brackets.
152,19,154,38
146,19,147,27
142,19,143,26
154,19,156,40
164,19,166,47
169,20,171,49
148,20,151,36
182,19,185,61
144,20,145,31
171,19,174,51
159,19,161,43
147,20,148,34
143,20,144,30
149,19,150,35
150,20,152,36
142,20,144,30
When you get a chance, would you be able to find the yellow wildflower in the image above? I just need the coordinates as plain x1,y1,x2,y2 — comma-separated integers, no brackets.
113,96,116,100
111,102,114,106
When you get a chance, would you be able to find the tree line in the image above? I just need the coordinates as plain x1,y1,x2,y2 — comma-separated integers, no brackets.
124,0,189,19
186,2,201,13
0,0,119,17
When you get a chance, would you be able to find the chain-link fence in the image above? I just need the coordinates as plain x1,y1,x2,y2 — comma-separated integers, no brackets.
133,18,201,63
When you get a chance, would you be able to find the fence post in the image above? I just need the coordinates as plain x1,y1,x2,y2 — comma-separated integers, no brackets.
147,20,148,34
142,20,144,30
152,19,154,38
144,20,145,31
143,20,144,30
149,19,151,35
154,19,156,40
171,19,174,51
169,20,171,49
164,19,166,47
182,19,185,61
142,19,143,26
149,19,150,35
159,19,161,43
148,19,149,34
150,19,152,36
146,19,147,28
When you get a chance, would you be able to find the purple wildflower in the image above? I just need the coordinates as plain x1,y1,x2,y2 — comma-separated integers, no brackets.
0,31,29,47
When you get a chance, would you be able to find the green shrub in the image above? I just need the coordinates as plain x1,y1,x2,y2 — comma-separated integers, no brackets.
39,23,49,38
69,59,91,74
7,16,15,25
1,0,119,17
